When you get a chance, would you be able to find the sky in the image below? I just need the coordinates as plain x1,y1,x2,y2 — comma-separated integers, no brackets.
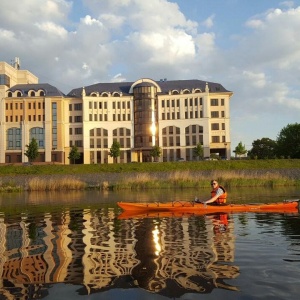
1,0,300,152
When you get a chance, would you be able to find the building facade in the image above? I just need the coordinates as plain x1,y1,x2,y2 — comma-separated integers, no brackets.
0,59,233,164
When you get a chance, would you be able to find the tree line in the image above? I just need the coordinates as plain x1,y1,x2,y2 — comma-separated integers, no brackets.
234,123,300,159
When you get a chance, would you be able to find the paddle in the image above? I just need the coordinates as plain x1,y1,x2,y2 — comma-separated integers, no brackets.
283,199,300,203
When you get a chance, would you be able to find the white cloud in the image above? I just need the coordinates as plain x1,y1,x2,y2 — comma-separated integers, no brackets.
202,15,215,28
280,1,295,8
1,0,300,150
0,28,15,40
81,15,103,27
35,21,68,37
111,73,126,82
242,71,267,88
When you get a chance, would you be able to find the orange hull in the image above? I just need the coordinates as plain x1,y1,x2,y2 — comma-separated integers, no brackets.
117,200,299,215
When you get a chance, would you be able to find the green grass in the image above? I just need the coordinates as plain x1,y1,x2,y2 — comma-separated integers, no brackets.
0,159,299,176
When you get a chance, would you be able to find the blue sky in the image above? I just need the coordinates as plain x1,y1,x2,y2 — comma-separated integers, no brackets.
1,0,300,152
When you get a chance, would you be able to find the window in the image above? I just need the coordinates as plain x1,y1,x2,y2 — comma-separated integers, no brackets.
212,136,220,143
74,116,82,122
0,74,10,87
211,111,219,118
75,140,83,147
211,99,218,106
211,123,219,130
7,128,22,150
75,103,82,110
30,127,45,148
75,128,83,134
221,99,225,106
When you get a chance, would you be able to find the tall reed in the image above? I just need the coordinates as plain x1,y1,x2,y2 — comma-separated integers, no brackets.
27,177,86,191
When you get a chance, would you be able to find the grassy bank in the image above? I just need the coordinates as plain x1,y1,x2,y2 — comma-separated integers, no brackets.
0,159,300,175
0,159,300,191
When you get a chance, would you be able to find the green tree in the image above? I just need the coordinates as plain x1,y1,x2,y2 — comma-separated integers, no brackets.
248,138,277,159
24,138,39,163
109,141,121,163
193,143,204,160
276,123,300,158
233,141,247,158
150,145,162,162
68,145,81,164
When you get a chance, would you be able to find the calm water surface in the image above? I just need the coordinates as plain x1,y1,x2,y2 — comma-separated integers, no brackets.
0,187,300,300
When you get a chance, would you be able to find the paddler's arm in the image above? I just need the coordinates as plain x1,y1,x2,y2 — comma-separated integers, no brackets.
203,188,224,204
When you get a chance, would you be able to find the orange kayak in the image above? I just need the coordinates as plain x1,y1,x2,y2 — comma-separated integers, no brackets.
117,200,300,214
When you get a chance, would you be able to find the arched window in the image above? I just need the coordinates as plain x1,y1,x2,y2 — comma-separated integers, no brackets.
30,91,35,97
17,91,22,97
89,128,108,148
6,127,22,150
185,125,203,146
30,127,45,148
39,91,45,96
162,126,180,147
7,92,12,97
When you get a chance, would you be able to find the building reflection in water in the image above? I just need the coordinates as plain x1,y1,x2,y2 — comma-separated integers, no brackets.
0,208,239,299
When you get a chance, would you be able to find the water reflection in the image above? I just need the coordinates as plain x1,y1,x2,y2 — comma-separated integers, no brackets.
0,188,300,299
0,206,240,299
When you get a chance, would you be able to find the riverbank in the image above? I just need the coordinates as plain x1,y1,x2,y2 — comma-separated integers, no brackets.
1,167,300,191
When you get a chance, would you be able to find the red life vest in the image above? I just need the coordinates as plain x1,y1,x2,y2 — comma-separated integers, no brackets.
211,185,227,204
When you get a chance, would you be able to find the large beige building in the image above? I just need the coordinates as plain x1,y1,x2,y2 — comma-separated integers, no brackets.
0,58,233,164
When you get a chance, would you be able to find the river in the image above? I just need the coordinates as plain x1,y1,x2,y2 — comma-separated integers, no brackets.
0,187,300,299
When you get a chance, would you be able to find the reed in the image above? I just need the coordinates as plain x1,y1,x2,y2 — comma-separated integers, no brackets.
110,170,299,190
27,177,86,191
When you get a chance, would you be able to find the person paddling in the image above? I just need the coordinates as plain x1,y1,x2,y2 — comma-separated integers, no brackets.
195,180,227,205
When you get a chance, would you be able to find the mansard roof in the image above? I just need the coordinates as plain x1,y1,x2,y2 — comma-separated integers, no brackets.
8,83,65,97
67,79,231,98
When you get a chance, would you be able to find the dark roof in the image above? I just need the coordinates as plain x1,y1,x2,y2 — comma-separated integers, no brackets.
67,79,231,98
8,83,65,97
